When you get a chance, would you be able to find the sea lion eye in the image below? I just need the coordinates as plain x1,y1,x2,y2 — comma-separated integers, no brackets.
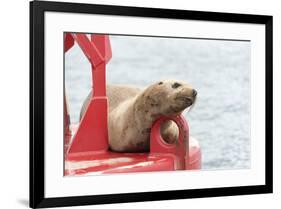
158,82,163,85
172,82,181,89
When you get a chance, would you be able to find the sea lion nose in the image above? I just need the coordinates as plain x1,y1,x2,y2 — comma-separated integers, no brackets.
192,89,197,97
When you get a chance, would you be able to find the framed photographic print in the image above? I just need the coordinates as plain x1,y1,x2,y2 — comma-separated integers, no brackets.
30,0,273,208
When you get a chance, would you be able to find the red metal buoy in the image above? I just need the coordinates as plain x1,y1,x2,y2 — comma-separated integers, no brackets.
64,33,201,176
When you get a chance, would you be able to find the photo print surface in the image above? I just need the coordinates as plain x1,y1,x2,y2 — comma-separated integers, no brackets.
64,33,251,176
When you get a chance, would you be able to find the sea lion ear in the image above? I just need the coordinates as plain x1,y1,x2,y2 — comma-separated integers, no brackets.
158,81,163,85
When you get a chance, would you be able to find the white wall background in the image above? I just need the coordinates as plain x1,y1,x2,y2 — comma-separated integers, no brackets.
0,0,279,208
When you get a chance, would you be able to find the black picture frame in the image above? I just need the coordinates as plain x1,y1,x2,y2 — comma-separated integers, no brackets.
30,0,273,208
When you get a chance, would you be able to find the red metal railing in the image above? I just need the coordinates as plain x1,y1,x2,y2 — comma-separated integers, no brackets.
64,33,111,154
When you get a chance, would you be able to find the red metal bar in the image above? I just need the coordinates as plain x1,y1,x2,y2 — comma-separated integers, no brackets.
64,33,74,53
91,64,106,97
90,34,112,96
71,33,104,67
65,33,112,155
150,115,189,170
63,33,73,152
91,34,112,64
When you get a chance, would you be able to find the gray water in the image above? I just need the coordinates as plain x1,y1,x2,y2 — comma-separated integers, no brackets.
65,35,251,170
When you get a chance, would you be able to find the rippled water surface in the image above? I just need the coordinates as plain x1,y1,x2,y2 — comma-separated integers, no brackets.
65,35,251,170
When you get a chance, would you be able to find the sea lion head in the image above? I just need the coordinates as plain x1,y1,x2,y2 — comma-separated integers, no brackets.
138,80,197,117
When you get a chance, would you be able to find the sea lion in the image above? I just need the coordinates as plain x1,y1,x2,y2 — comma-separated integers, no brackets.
80,80,197,152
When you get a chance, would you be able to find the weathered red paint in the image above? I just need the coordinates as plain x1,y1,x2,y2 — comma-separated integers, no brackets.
64,33,201,176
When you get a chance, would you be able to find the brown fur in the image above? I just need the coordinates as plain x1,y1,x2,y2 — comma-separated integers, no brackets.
80,80,197,152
